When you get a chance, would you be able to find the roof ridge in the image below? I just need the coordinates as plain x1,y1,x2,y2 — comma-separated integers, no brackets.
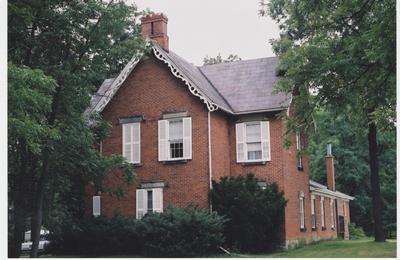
197,66,234,112
199,56,278,68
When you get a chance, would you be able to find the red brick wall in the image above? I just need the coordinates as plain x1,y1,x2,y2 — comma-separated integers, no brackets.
86,54,211,218
228,115,285,186
282,128,314,246
210,111,231,182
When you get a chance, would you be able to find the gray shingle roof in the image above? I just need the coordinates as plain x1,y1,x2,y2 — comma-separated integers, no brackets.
87,44,291,115
199,57,291,113
309,180,354,200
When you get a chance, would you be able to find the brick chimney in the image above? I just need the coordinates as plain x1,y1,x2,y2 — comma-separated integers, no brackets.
141,13,169,51
326,144,336,191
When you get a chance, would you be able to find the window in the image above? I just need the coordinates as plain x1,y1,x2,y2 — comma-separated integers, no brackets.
321,197,326,229
93,196,101,217
236,121,271,162
122,122,140,164
147,190,153,213
169,119,184,158
311,195,316,230
296,131,303,169
299,192,305,230
330,199,335,229
136,188,163,219
158,117,192,161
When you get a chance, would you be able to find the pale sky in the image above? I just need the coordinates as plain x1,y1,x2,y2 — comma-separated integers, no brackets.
129,0,280,65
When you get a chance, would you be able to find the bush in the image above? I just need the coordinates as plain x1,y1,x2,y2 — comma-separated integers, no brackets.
349,222,366,240
210,174,287,253
49,214,141,256
136,207,226,257
49,207,225,257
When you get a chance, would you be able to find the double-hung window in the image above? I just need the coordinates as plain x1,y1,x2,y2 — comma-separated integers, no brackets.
296,131,303,169
321,197,326,229
299,192,305,230
330,199,335,229
158,117,192,161
311,195,316,230
92,195,101,217
136,188,163,219
236,121,271,163
122,122,141,164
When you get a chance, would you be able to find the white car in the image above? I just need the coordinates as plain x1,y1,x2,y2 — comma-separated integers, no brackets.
21,229,51,253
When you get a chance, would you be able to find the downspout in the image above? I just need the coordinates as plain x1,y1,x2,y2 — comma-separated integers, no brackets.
208,111,213,212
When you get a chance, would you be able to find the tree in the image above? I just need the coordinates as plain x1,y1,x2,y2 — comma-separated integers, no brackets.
8,0,148,256
261,0,395,241
203,53,241,65
307,108,396,236
210,174,286,253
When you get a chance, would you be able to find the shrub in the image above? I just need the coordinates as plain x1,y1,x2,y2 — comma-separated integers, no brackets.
349,222,366,240
210,174,287,253
49,214,141,256
136,207,226,257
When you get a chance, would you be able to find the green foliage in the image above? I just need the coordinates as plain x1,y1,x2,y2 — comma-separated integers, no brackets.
307,109,396,236
348,223,367,240
203,53,242,65
50,208,225,257
136,207,226,257
210,174,287,253
8,0,149,255
49,215,140,256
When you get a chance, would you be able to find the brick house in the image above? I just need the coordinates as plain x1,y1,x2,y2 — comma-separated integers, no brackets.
85,13,354,248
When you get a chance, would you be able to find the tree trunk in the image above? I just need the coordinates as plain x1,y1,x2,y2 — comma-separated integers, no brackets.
367,119,385,242
10,139,29,258
29,160,48,258
10,199,26,258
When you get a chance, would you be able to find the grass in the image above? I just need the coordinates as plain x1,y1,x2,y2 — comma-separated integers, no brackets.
228,238,397,258
39,238,397,258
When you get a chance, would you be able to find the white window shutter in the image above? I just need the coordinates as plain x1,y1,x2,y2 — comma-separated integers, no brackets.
122,124,132,162
93,196,101,217
260,121,271,161
132,123,140,164
136,189,147,219
236,123,246,162
152,188,163,213
182,117,192,159
158,120,169,161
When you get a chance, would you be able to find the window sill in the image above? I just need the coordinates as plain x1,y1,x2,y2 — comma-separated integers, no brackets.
331,227,335,231
300,227,307,232
322,227,326,231
312,227,317,231
162,159,189,165
131,163,142,167
240,161,268,166
297,166,304,171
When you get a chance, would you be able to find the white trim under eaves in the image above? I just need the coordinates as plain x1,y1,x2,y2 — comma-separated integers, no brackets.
310,187,354,201
233,106,290,115
152,46,220,112
90,54,142,114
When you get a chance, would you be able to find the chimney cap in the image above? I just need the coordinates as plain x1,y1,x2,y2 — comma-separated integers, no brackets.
141,12,168,22
327,143,332,156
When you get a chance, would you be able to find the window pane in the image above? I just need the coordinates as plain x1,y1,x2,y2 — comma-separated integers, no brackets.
246,123,260,143
170,141,183,158
169,120,183,140
247,142,261,160
147,190,153,213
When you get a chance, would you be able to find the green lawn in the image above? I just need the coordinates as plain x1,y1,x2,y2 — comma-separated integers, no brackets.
40,238,397,258
228,239,397,258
